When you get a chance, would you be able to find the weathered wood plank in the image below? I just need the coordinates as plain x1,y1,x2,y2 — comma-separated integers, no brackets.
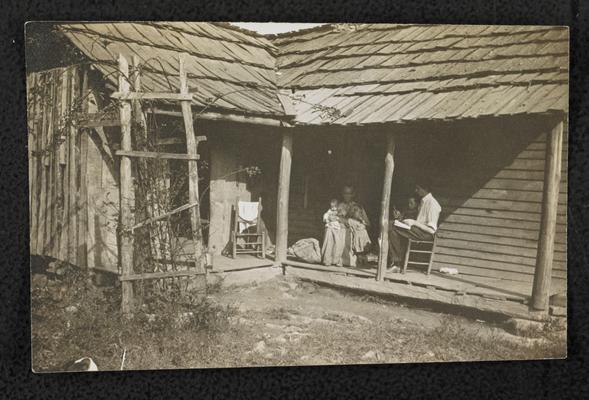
440,197,567,214
36,74,49,254
27,73,34,239
377,133,395,281
118,54,135,314
436,230,566,253
58,68,69,262
85,130,101,270
435,246,566,271
28,73,40,254
115,149,200,161
463,188,567,204
434,253,566,277
445,207,567,224
111,91,193,101
156,137,185,146
179,53,205,273
493,169,567,181
78,68,90,268
443,214,539,231
433,260,566,282
439,222,566,244
77,112,121,128
130,201,199,232
276,130,293,262
285,259,376,278
47,71,59,257
119,269,206,281
436,237,566,265
432,262,531,283
287,268,547,321
476,177,567,193
67,67,79,265
519,149,568,161
532,120,564,311
146,106,285,127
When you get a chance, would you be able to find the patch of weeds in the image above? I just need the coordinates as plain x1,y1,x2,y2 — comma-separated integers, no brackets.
424,316,566,362
32,264,240,372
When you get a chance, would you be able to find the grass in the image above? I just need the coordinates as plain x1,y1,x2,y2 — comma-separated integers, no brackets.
31,265,566,371
31,266,239,371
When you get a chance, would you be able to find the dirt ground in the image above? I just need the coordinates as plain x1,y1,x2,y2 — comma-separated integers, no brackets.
31,264,566,372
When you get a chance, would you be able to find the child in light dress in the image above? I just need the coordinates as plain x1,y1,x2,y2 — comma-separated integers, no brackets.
321,199,344,266
323,199,341,230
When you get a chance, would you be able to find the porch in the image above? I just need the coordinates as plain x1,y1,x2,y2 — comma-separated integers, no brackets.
281,259,566,320
273,115,566,315
194,252,565,320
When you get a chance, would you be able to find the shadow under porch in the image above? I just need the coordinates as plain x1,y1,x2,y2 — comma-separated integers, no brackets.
278,115,567,319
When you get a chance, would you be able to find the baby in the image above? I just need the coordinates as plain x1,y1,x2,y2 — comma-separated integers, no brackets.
392,196,418,220
323,199,341,230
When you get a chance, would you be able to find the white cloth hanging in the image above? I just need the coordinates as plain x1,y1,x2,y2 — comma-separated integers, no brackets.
238,201,259,233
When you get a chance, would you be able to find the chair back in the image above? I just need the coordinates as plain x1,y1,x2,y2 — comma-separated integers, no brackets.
234,197,263,233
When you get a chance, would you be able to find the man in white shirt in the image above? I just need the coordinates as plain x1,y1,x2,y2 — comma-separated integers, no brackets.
387,182,441,271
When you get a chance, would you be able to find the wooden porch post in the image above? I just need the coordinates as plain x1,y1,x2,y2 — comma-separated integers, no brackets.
377,133,395,281
275,130,293,263
118,54,134,314
531,119,564,311
179,54,201,242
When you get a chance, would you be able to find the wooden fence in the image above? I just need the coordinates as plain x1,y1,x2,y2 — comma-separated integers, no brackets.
28,63,121,274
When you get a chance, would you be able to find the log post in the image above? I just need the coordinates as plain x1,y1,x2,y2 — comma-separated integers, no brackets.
531,119,564,311
377,133,396,281
179,54,205,272
118,54,135,314
275,130,293,263
67,68,79,264
78,68,89,269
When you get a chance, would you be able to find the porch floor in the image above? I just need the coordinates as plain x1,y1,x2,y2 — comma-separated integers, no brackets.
209,254,276,273
173,237,276,273
283,258,565,306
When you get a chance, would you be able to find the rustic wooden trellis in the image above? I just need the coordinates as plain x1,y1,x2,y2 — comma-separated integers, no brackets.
114,53,207,313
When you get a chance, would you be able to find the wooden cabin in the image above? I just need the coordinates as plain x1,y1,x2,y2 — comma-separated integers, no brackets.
27,23,568,312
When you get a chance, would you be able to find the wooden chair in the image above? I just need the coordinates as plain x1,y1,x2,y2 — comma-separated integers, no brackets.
402,235,437,275
231,197,266,259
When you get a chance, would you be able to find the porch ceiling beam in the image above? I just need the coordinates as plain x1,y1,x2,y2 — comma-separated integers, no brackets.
82,106,290,127
115,150,200,161
145,106,290,127
111,91,194,101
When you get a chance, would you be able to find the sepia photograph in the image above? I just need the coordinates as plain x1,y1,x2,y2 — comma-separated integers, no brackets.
26,21,568,372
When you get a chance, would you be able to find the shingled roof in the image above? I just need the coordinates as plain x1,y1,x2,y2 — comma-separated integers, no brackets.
56,23,569,126
273,24,569,125
58,22,284,117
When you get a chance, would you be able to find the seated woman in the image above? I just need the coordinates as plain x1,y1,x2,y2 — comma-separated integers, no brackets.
321,185,371,268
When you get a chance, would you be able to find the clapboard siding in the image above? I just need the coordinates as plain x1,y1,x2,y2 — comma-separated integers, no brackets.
435,238,565,260
432,122,567,283
434,247,566,271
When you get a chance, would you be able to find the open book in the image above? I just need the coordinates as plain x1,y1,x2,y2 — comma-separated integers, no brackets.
393,220,411,230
